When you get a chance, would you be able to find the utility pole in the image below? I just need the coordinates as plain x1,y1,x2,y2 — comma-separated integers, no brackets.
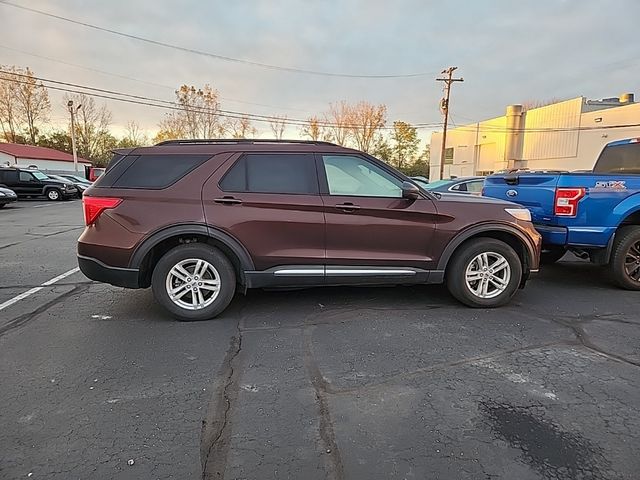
67,100,82,172
436,67,463,180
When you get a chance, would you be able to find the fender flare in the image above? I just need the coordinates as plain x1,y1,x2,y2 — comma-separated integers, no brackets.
436,223,536,271
129,223,255,271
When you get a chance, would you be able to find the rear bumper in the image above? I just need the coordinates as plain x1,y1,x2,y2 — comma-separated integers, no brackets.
535,224,568,246
77,255,140,288
534,224,613,248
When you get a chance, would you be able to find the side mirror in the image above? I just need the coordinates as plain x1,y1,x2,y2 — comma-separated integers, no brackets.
401,181,420,200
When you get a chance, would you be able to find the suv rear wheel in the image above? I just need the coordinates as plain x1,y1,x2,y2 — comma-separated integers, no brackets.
609,226,640,290
151,244,236,321
446,238,522,308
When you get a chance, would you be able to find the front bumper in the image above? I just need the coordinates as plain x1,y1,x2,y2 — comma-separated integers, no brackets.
77,255,140,288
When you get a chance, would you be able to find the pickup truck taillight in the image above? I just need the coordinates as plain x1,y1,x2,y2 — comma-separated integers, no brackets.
554,188,585,216
83,196,122,225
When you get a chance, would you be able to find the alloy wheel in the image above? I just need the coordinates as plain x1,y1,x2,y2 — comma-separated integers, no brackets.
624,240,640,282
465,251,511,299
165,258,221,310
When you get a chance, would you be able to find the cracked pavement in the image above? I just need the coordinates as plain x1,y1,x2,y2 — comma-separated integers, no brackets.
1,201,640,479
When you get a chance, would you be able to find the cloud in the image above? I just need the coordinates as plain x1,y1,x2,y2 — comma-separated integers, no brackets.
1,0,638,141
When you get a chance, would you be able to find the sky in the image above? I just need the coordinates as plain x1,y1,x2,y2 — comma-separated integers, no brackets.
1,0,639,144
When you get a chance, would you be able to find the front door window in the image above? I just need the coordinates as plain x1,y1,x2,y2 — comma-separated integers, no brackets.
322,155,402,198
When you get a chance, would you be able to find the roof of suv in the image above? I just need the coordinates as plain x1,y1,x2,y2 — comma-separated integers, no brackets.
115,139,359,156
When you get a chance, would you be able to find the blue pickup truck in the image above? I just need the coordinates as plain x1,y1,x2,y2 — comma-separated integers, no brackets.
483,138,640,290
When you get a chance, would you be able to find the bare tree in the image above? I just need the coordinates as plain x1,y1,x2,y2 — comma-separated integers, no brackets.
227,116,256,139
120,121,148,147
64,93,113,160
155,112,187,142
522,98,565,111
269,115,287,140
155,84,223,140
325,101,351,146
300,115,332,142
175,84,223,138
0,66,23,142
15,67,50,144
347,101,386,153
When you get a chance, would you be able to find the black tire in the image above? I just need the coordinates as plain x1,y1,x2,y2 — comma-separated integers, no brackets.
46,188,62,201
151,243,236,321
609,226,640,291
0,203,5,209
446,238,523,308
540,246,566,265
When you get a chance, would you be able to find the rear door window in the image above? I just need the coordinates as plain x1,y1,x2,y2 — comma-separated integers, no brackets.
594,143,640,174
219,154,318,194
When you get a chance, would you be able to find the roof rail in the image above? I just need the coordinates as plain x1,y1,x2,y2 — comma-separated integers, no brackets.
154,138,338,147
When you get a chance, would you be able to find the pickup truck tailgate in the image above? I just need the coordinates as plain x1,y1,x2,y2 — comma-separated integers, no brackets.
483,173,561,223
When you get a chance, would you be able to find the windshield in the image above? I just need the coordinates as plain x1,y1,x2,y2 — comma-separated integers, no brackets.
31,171,49,180
67,175,91,183
423,179,451,190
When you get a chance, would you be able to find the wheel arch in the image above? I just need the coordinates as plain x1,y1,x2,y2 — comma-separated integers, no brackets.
130,224,254,288
619,208,640,227
437,224,535,279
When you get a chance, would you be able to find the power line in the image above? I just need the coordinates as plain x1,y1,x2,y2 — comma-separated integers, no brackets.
0,70,445,130
0,44,313,113
0,0,437,79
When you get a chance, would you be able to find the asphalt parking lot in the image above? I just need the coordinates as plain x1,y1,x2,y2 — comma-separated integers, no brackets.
1,200,640,480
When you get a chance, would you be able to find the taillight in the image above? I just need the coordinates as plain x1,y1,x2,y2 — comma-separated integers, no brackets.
554,188,585,216
83,196,122,225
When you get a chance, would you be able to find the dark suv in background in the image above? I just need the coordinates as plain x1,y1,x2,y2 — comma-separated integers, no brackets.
78,139,541,321
0,167,78,201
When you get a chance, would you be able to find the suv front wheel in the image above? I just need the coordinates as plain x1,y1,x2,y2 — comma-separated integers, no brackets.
446,238,523,308
151,244,236,321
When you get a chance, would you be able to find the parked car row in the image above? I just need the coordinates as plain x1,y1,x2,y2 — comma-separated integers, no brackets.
0,166,94,203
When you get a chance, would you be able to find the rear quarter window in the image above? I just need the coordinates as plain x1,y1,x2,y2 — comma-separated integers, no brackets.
101,155,211,189
593,143,640,174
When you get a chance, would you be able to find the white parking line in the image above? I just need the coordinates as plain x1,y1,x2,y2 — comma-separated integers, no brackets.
0,267,80,311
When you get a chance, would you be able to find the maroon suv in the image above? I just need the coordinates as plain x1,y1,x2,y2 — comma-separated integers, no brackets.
78,139,541,321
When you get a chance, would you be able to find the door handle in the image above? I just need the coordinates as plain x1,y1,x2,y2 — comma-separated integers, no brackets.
335,202,360,212
214,196,242,205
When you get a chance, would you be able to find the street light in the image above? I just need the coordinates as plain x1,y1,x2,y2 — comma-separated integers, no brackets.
67,100,82,172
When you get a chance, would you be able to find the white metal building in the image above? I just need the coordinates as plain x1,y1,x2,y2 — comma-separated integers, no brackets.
430,94,640,179
0,143,91,173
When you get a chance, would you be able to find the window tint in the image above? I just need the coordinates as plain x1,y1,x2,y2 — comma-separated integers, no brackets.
450,183,465,191
111,155,210,189
322,155,402,197
220,154,318,194
19,171,34,182
0,170,17,182
594,143,640,174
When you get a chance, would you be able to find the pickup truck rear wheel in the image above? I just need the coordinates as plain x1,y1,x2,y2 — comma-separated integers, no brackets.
446,238,523,308
609,226,640,290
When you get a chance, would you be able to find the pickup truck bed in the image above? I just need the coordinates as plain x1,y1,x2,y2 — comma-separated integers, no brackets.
483,138,640,289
